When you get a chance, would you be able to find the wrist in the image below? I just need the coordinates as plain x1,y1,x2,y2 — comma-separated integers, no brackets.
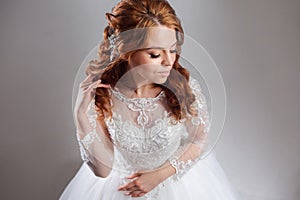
158,162,176,181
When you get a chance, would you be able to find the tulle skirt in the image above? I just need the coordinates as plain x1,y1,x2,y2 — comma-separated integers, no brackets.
59,153,239,200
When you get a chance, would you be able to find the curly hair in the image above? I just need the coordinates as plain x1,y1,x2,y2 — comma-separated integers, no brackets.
85,0,197,138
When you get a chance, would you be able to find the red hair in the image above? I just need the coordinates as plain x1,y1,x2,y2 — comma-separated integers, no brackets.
85,0,197,138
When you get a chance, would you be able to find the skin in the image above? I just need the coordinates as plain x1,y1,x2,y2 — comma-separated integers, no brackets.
118,163,176,197
117,26,179,197
117,26,178,98
74,75,113,178
76,26,180,198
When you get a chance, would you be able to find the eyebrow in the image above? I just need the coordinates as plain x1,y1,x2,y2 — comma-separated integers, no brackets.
144,41,177,50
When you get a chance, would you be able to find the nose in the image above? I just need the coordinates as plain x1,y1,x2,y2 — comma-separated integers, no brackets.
162,51,173,67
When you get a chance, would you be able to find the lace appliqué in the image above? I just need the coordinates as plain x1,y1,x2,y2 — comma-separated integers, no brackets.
189,78,210,133
111,88,165,130
76,135,89,163
168,78,210,181
105,111,184,170
76,129,102,163
109,111,179,152
81,130,102,149
168,155,195,181
76,99,102,162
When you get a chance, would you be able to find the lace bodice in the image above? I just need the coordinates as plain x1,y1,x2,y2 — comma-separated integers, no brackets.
76,77,210,198
105,88,188,171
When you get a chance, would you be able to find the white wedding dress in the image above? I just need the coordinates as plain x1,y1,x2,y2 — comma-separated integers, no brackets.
60,78,238,200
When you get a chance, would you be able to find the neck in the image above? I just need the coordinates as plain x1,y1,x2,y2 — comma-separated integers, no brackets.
116,69,161,98
116,78,161,98
134,84,158,97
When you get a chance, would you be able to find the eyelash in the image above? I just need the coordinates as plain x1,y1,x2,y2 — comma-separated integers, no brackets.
149,49,177,59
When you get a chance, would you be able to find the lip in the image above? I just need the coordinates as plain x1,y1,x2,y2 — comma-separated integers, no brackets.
158,71,170,76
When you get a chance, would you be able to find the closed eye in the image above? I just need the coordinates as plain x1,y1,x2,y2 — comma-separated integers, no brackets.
150,53,160,58
170,49,177,54
149,48,177,58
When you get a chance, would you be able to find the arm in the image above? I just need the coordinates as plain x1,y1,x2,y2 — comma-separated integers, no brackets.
73,74,114,178
166,77,209,181
74,101,114,178
118,78,209,197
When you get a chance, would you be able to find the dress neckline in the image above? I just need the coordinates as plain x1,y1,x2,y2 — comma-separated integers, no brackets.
110,87,165,102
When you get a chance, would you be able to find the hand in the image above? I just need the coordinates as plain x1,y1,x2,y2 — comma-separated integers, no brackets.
74,74,110,115
118,169,165,198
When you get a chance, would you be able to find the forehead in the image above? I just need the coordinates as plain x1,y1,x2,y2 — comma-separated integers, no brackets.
143,27,177,49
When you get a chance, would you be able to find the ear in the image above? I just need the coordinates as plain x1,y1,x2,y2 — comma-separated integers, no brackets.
122,50,137,68
121,53,130,62
121,53,132,66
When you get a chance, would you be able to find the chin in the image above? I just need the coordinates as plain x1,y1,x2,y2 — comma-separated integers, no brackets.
154,77,168,84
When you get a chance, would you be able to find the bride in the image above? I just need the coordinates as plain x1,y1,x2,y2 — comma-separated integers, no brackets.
60,0,238,199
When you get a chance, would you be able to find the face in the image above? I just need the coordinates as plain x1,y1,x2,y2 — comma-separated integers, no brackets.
127,26,177,85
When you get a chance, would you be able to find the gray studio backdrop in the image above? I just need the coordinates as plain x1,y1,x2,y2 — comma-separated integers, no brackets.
0,0,299,199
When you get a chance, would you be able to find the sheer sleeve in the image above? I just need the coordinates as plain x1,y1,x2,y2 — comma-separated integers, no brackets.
168,77,210,181
75,99,114,177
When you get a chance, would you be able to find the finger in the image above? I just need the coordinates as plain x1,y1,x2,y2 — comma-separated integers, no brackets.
80,79,101,88
82,83,110,94
81,80,100,92
129,190,146,197
127,190,145,197
119,183,135,191
124,186,139,192
118,182,136,191
137,192,146,197
86,80,103,91
91,80,111,89
80,74,94,86
83,73,94,82
127,173,140,179
98,83,111,88
81,74,99,88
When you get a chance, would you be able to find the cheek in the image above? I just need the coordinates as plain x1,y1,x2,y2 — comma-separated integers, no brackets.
137,58,161,71
139,65,157,75
131,56,154,67
171,54,177,63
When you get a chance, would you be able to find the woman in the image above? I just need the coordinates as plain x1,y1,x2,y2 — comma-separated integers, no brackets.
60,0,238,199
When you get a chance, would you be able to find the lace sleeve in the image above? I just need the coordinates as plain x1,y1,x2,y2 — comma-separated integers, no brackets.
75,99,114,176
168,77,210,181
